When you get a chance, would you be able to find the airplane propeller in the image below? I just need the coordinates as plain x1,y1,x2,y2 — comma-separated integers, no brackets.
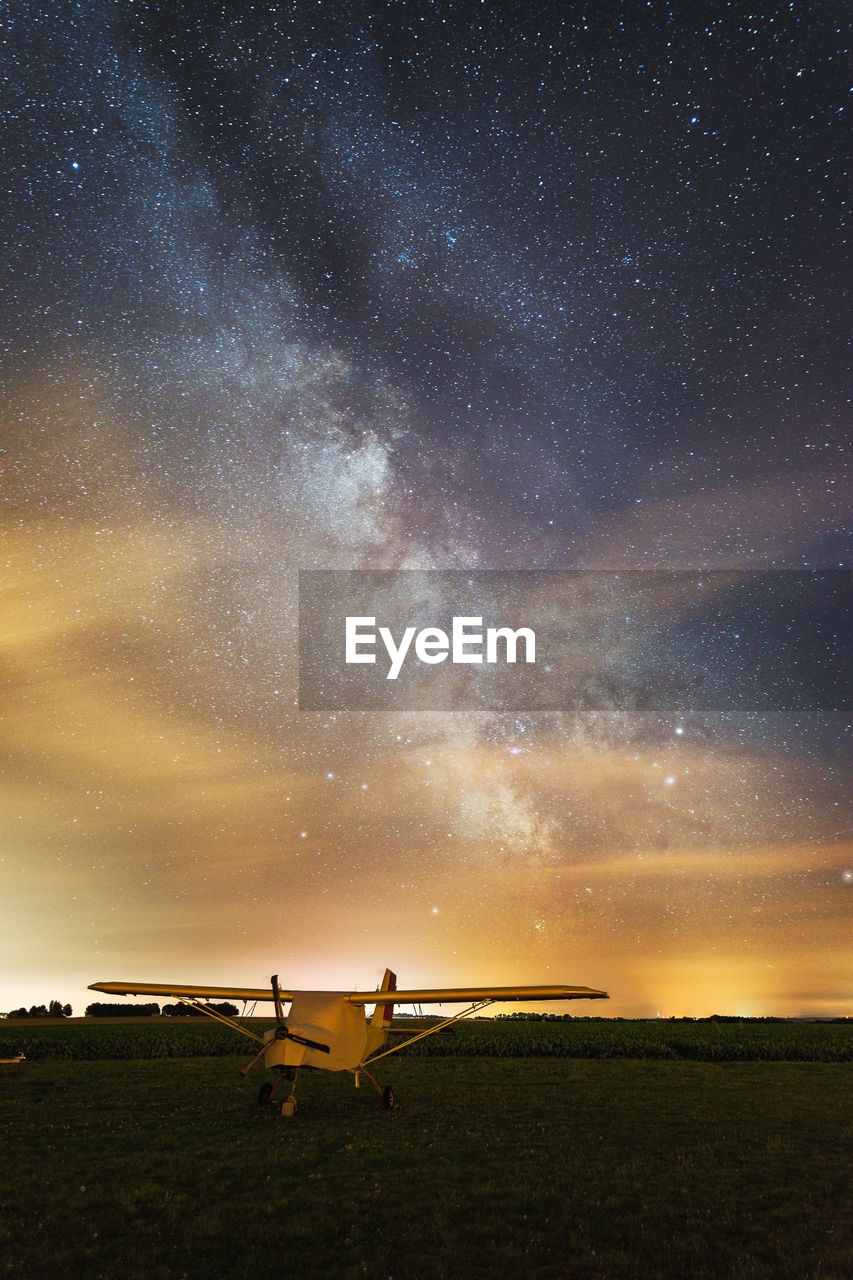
270,973,330,1053
240,974,330,1077
272,973,284,1023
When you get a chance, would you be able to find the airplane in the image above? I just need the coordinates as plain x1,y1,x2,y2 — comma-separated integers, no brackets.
89,971,608,1116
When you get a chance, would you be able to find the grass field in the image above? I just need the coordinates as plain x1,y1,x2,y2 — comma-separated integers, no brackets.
1,1024,851,1279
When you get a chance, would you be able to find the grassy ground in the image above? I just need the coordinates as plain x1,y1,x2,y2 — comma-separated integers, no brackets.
1,1053,850,1279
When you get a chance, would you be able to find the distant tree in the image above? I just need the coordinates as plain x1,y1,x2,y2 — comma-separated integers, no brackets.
85,1002,160,1017
7,1001,72,1018
162,1002,239,1018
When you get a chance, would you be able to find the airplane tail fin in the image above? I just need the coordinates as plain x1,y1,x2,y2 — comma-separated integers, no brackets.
369,969,396,1029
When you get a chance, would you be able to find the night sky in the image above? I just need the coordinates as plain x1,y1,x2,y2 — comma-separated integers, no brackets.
2,1,849,1018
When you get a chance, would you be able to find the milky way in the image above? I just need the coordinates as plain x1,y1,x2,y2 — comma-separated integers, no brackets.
1,2,849,1017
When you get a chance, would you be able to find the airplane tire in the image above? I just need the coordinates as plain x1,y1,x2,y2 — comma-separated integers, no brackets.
382,1085,394,1110
257,1081,274,1105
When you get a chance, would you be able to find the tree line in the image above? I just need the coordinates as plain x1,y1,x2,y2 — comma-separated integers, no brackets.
4,1001,240,1019
84,1001,239,1017
5,1001,72,1018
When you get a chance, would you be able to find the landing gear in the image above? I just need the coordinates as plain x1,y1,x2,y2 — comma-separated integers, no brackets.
257,1079,297,1116
355,1068,395,1111
257,1065,395,1117
257,1066,298,1110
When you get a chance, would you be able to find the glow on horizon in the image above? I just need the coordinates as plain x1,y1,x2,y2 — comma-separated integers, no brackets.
2,386,850,1031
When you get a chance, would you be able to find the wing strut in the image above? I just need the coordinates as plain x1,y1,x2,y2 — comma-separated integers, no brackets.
361,998,497,1067
169,994,265,1044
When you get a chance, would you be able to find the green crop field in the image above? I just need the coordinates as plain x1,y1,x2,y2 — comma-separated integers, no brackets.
3,1015,851,1064
0,1021,850,1279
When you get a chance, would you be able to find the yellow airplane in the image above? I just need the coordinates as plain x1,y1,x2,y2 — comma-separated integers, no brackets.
89,971,608,1116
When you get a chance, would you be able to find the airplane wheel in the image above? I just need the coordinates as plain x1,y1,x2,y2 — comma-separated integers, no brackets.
382,1085,394,1110
257,1082,274,1105
281,1098,297,1118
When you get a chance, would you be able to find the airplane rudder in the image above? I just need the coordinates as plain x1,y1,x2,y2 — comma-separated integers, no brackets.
370,968,397,1027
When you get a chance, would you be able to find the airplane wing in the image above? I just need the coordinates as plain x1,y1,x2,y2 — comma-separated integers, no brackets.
89,980,607,1004
90,981,300,1002
345,985,607,1005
